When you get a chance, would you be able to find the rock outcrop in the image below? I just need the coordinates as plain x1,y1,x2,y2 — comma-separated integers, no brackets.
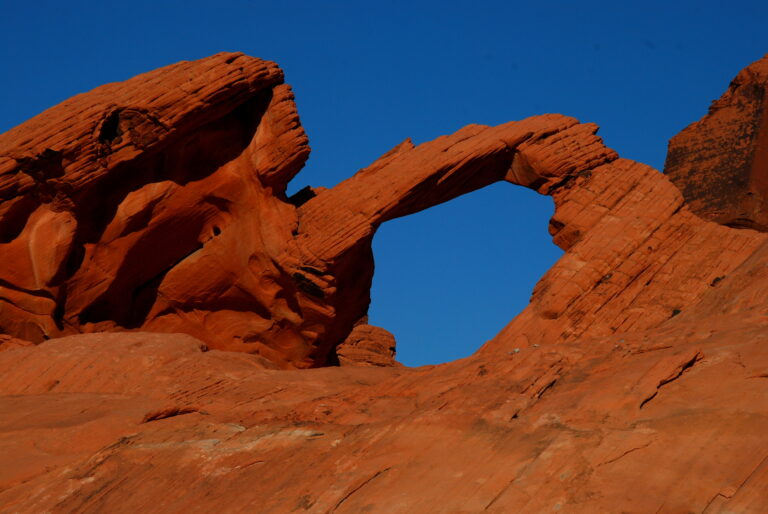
0,53,623,369
665,54,768,230
336,322,399,367
1,53,767,512
0,53,316,367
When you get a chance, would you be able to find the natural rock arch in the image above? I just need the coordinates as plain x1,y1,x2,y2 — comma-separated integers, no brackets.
0,52,764,371
365,183,561,366
4,52,768,513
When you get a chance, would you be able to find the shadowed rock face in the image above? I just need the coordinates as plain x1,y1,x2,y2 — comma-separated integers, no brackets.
665,54,768,231
1,54,768,511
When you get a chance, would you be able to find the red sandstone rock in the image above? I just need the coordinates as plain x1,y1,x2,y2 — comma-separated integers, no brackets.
0,52,633,369
0,53,312,365
336,323,400,367
0,308,766,512
1,53,767,512
0,54,621,369
0,334,33,352
665,54,768,230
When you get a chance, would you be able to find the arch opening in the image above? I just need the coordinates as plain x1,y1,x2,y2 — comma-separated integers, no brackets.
368,182,563,367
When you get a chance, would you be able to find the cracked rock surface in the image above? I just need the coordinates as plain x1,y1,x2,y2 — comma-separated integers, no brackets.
0,53,767,512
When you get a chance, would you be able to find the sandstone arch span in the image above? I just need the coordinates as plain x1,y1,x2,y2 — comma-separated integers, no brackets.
0,52,764,371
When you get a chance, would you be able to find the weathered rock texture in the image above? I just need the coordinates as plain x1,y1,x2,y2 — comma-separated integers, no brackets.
665,54,768,230
1,53,768,512
336,322,399,367
0,53,318,368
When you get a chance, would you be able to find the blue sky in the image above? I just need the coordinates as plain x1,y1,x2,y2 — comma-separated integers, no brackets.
2,1,767,365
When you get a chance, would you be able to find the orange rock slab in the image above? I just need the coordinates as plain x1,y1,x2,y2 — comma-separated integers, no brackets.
0,308,766,512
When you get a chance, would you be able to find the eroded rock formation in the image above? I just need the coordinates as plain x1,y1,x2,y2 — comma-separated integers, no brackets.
0,53,316,367
0,53,624,369
1,53,767,512
665,54,768,230
336,322,399,367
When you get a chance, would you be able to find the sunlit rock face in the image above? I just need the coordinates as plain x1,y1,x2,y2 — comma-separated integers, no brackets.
1,54,768,512
0,53,316,367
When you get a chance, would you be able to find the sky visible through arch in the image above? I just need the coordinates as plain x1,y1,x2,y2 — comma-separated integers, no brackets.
1,1,767,366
